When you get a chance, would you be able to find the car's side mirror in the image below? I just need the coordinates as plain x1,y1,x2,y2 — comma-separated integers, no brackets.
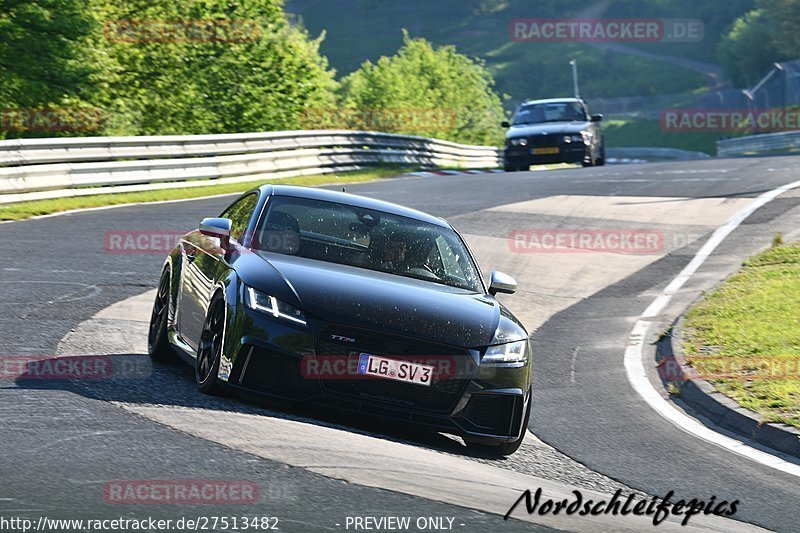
200,217,233,250
591,114,604,122
501,121,511,128
488,271,517,296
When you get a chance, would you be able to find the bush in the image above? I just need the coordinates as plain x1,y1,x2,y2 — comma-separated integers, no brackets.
338,32,505,145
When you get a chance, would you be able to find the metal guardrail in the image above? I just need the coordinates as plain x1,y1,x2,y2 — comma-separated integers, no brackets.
717,131,800,157
0,130,502,204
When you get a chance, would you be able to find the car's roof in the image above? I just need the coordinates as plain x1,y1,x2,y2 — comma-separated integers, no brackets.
520,97,584,105
259,185,450,228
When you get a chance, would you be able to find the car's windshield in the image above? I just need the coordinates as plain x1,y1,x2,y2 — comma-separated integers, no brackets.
512,102,587,125
252,196,482,292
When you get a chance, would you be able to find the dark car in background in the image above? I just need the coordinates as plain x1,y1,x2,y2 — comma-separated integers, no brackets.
502,98,605,171
148,185,533,455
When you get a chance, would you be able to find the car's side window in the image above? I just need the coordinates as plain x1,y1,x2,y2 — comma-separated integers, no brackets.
435,235,468,282
222,193,259,244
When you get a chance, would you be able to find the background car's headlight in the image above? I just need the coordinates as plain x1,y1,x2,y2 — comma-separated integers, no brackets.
563,134,584,144
245,286,307,326
482,340,528,364
509,138,528,146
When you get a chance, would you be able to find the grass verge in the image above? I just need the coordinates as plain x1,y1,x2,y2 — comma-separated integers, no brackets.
0,167,408,221
683,240,800,428
603,119,725,156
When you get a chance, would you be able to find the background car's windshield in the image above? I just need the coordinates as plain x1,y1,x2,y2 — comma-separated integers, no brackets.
253,196,482,292
513,102,586,125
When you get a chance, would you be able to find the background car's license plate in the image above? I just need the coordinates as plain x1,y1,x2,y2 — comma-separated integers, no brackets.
533,147,559,155
357,353,433,386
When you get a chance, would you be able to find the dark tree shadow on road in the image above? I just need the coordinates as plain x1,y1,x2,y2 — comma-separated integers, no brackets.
11,353,511,461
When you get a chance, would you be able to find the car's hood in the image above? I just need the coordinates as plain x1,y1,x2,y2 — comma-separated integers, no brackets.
506,122,588,138
236,252,527,348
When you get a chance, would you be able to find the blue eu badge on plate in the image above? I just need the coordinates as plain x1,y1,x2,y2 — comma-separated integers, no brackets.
357,353,370,375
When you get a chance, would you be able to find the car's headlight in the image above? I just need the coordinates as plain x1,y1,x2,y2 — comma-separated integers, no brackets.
509,138,528,146
563,134,585,144
482,340,528,365
244,286,307,326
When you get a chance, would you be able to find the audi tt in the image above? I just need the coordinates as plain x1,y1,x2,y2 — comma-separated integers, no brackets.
148,185,532,455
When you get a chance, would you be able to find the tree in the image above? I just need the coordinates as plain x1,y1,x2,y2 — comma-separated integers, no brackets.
719,0,800,86
0,0,96,137
338,32,505,145
84,0,337,135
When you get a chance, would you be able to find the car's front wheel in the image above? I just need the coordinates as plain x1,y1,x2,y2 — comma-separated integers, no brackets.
196,295,226,395
148,268,175,362
595,145,606,166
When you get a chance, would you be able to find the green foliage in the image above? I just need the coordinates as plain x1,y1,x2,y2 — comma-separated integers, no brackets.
718,9,778,86
339,32,505,145
0,0,506,144
290,0,753,102
0,0,97,138
85,0,338,135
3,0,782,147
718,0,800,86
604,0,755,62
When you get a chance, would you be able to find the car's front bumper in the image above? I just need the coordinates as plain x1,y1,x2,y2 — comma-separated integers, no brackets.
504,143,588,166
217,308,532,443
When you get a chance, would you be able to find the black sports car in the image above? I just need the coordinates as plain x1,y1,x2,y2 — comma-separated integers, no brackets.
502,97,605,171
148,185,532,455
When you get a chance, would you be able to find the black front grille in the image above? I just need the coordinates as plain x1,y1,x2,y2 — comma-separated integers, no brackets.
315,326,472,412
527,135,561,148
239,346,303,392
463,394,516,433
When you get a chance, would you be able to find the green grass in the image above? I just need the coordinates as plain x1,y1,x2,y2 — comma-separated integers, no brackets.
603,119,725,155
683,240,800,428
0,167,407,221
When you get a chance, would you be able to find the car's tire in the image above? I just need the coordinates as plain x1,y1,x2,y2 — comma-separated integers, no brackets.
595,145,606,166
465,388,532,456
148,268,176,362
196,294,226,395
504,164,519,172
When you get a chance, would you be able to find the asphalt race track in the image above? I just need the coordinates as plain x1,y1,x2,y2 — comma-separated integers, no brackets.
2,157,800,532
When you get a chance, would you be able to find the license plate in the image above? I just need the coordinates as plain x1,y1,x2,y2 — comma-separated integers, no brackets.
357,353,433,387
533,147,559,155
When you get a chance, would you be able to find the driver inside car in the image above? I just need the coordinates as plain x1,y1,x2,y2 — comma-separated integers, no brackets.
380,238,407,270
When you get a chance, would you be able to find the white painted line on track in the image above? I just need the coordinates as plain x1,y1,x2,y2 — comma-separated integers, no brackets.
624,178,800,478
